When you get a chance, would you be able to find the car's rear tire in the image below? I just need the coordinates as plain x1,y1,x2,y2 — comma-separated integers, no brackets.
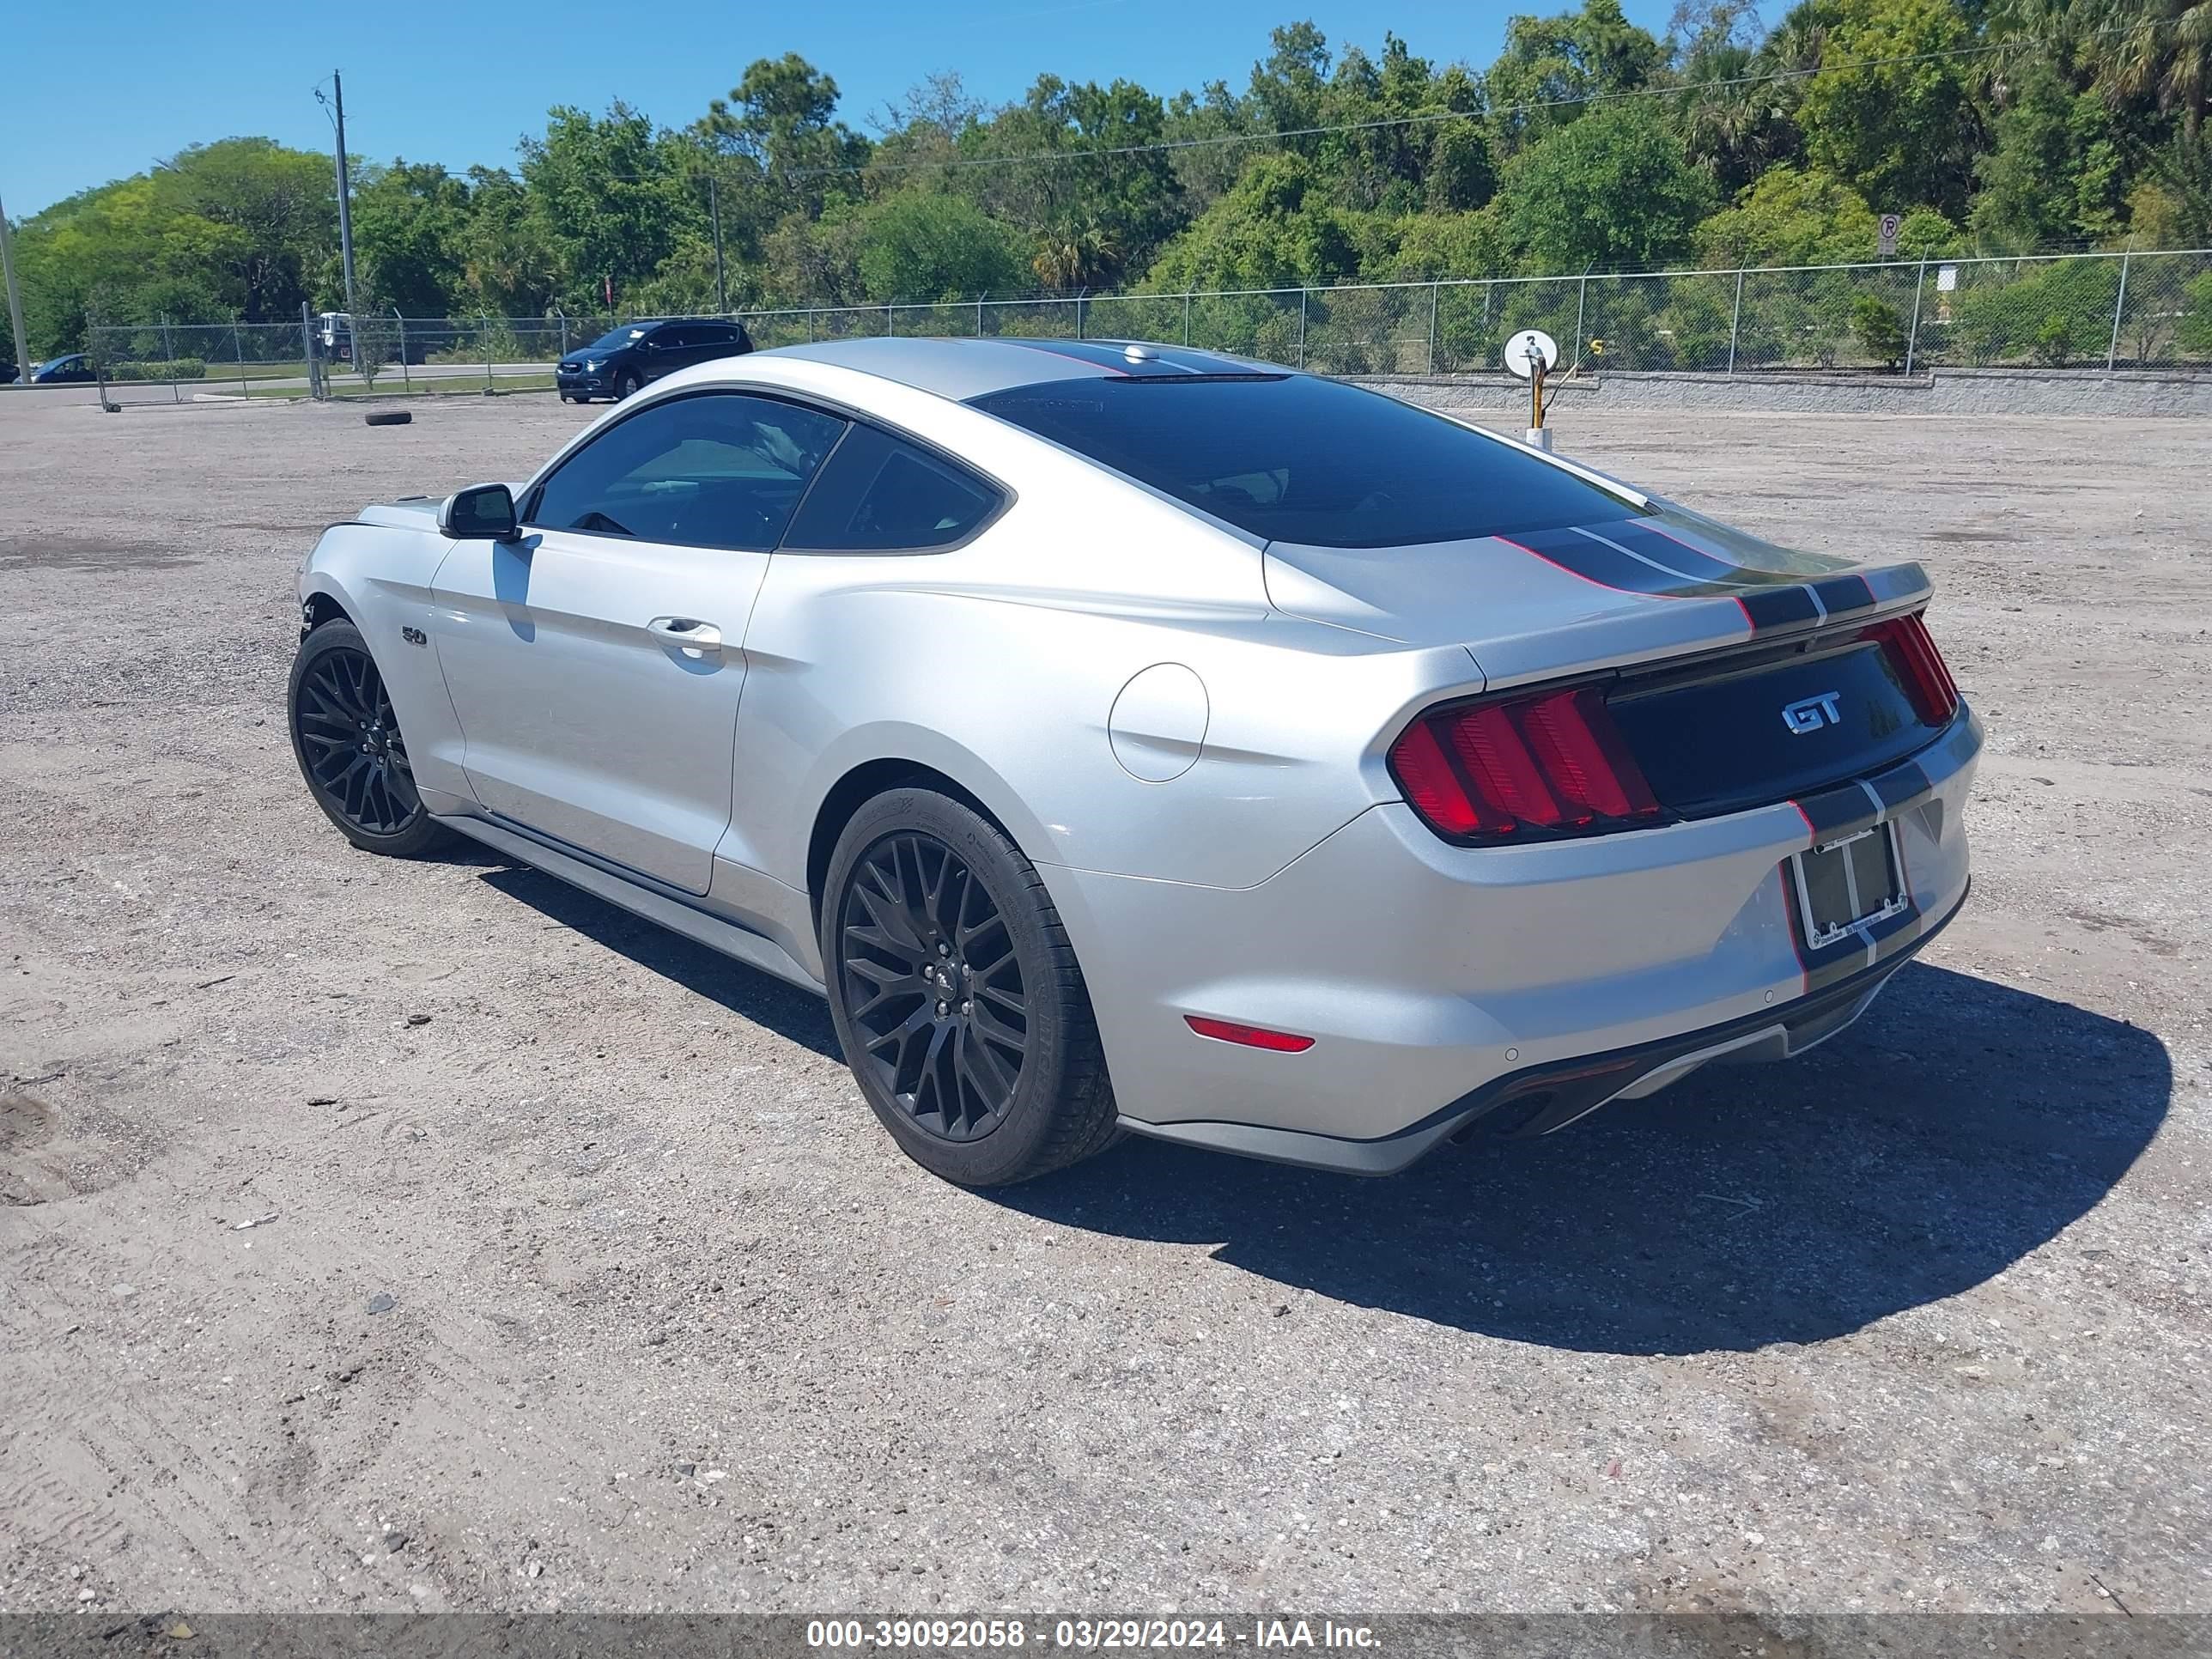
821,787,1118,1187
615,370,641,400
288,620,452,859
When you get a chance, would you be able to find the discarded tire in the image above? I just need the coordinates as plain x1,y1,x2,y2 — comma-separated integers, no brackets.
364,410,412,428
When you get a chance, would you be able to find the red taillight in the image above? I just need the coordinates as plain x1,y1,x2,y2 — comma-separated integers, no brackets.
1389,718,1486,836
1862,612,1959,725
1185,1016,1316,1053
1387,684,1662,843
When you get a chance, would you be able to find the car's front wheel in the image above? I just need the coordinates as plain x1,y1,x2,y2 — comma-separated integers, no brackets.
614,369,641,399
821,787,1118,1186
288,619,451,858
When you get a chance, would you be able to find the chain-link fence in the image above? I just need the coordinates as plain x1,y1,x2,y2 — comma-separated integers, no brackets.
77,248,2212,405
83,311,581,404
82,319,317,406
735,250,2209,377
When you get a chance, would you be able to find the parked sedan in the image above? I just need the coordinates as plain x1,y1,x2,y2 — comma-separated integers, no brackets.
556,318,753,403
290,337,1978,1186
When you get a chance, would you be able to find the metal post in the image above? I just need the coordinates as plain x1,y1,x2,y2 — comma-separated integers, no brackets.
1573,271,1589,368
0,183,31,396
1182,290,1191,347
977,297,985,337
885,301,893,337
234,322,249,398
1727,269,1745,377
302,301,320,399
482,316,494,392
393,307,410,393
331,71,359,323
707,174,727,314
1904,258,1927,378
91,319,112,410
556,306,568,359
1426,283,1438,375
2106,246,2132,373
161,314,179,404
1297,289,1309,368
1076,291,1085,340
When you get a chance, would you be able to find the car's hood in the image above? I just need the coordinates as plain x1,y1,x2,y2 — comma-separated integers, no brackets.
356,497,445,532
1261,510,1933,689
351,486,523,533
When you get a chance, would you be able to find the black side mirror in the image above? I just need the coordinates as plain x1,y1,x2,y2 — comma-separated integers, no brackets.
440,483,518,540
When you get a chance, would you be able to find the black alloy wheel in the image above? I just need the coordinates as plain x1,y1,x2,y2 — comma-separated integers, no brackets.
288,620,449,857
615,369,641,399
838,831,1027,1142
821,787,1119,1186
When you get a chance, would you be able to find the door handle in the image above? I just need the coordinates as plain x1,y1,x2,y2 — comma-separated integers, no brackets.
647,616,723,655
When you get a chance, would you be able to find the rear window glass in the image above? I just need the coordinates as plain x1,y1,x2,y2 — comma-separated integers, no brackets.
969,374,1643,549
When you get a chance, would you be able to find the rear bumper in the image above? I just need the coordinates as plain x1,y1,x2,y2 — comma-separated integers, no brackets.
1126,892,1960,1174
1048,705,1980,1175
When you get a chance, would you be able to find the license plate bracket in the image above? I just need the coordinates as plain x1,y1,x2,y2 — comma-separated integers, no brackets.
1790,820,1908,949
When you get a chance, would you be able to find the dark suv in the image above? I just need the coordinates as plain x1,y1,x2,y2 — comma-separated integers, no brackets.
556,319,755,404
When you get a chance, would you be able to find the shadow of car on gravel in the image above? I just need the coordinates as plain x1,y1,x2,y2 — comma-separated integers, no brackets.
457,866,2167,1356
476,864,842,1059
999,963,2171,1355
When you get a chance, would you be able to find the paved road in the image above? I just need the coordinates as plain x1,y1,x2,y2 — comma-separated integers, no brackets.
69,362,562,402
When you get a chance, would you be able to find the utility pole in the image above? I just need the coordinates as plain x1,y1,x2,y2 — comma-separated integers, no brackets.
331,71,359,320
0,181,32,386
707,173,727,314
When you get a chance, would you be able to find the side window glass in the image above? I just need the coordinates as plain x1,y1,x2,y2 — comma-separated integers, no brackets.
526,392,848,552
782,423,1002,552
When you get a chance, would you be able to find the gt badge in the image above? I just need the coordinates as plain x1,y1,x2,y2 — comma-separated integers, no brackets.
1781,691,1842,733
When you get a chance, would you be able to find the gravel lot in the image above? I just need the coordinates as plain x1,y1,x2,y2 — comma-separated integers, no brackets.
1,392,2205,1619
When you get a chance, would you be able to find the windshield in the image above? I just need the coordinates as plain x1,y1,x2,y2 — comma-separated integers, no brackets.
587,325,651,351
969,374,1644,549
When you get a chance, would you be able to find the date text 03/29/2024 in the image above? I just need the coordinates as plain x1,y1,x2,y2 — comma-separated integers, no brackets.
805,1620,1382,1650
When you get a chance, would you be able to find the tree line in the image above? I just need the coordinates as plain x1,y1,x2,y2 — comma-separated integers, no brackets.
10,0,2209,357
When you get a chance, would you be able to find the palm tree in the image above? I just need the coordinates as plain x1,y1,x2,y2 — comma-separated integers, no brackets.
1680,41,1802,191
2085,0,2212,136
1032,219,1124,291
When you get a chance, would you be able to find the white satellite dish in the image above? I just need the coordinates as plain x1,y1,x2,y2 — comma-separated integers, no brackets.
1504,328,1559,380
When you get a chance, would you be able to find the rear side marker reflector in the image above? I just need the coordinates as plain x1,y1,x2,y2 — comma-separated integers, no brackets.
1389,684,1662,844
1185,1016,1315,1053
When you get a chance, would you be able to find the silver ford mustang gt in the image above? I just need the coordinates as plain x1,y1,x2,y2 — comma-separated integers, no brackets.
290,337,1979,1185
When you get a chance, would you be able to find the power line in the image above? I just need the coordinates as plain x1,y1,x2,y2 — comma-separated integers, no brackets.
779,29,2099,179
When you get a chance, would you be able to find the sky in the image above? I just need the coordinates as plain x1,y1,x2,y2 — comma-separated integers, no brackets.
3,0,1677,218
